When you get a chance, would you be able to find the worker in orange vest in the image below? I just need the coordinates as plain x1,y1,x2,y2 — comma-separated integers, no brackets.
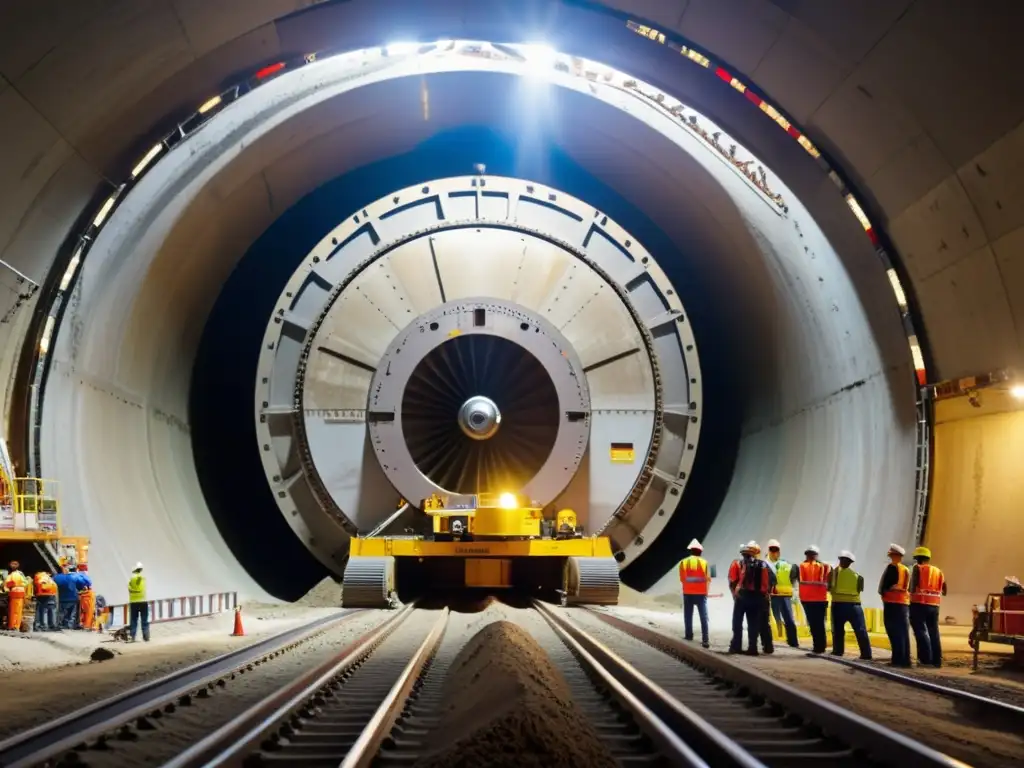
679,538,711,648
4,561,29,631
794,545,831,654
76,564,96,630
33,571,59,631
878,543,911,667
909,546,946,667
729,542,772,655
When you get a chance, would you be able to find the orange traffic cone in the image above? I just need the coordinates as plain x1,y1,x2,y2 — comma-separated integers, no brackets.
231,606,245,637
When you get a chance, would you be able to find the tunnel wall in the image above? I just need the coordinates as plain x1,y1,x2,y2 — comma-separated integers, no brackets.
35,44,916,600
922,392,1024,623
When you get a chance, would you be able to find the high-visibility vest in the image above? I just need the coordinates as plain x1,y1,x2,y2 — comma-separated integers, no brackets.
881,563,911,605
830,567,862,603
911,564,944,606
128,574,147,603
769,558,793,596
740,559,770,594
35,574,58,597
4,570,27,593
679,556,709,595
798,560,829,602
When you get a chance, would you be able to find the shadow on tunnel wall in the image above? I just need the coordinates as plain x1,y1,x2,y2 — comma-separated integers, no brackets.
190,125,741,600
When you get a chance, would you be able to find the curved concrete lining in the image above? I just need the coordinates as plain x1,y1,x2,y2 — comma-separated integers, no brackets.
39,43,913,600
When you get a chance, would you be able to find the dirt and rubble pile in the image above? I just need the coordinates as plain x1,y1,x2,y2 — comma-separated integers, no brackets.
295,577,343,608
415,620,617,768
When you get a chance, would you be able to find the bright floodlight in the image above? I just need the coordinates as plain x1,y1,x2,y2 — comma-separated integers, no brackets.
498,492,518,509
1011,384,1024,400
385,42,419,56
520,43,557,75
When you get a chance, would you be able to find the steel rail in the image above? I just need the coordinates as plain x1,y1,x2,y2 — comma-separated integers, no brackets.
163,602,421,767
584,609,971,768
0,609,360,768
533,599,763,768
814,653,1024,722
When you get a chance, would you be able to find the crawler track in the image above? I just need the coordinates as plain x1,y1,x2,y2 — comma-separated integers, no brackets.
579,609,967,767
0,611,361,768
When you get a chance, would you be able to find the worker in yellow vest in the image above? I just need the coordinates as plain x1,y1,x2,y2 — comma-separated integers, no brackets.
4,561,29,631
828,551,872,660
765,539,799,648
678,538,711,648
878,543,911,667
909,546,946,667
128,562,150,642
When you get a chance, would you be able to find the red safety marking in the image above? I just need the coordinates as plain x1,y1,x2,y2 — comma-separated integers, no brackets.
255,61,286,80
744,90,762,106
866,227,879,246
916,369,927,386
715,66,732,83
787,125,801,139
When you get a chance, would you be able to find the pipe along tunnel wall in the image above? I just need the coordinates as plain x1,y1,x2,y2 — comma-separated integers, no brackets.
36,53,916,604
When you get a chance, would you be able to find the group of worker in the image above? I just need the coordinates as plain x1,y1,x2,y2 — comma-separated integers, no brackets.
1,559,101,632
678,538,947,667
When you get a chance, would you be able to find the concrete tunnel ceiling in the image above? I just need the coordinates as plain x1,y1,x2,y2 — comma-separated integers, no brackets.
3,0,1021,602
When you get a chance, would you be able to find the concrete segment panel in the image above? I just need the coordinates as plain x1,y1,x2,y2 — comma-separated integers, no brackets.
867,132,953,222
956,119,1024,244
765,0,913,65
677,0,789,75
890,174,989,284
171,0,315,58
598,0,689,32
916,245,1020,380
991,226,1024,355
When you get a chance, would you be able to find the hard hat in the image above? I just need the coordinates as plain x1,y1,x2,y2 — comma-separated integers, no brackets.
839,550,856,562
766,539,781,549
804,545,820,555
887,543,905,556
912,546,931,559
687,538,703,551
1006,576,1021,587
58,557,67,566
134,562,144,571
739,542,754,554
744,540,760,554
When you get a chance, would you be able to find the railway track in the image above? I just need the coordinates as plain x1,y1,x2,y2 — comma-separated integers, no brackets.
578,609,968,767
0,610,367,768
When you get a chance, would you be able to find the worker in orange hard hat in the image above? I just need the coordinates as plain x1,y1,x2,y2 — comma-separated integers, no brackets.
909,546,946,667
4,561,29,631
678,538,711,648
32,570,59,632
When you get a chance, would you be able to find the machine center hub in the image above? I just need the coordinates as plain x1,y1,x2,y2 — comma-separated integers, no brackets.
458,395,502,440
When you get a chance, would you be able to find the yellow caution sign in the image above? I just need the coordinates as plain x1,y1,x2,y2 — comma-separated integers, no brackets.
610,442,635,463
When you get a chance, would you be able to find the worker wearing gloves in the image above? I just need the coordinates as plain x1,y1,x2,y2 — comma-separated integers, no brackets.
128,562,150,642
679,538,711,648
729,542,773,655
877,544,912,667
909,546,946,667
3,561,28,631
828,551,872,660
765,539,799,648
795,545,830,654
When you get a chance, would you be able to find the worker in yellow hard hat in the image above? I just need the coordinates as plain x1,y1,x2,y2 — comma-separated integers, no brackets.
3,561,29,631
909,546,946,667
678,539,711,648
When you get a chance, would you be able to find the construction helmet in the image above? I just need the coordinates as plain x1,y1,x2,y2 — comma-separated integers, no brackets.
687,538,703,551
766,538,781,550
887,543,906,556
839,550,856,562
1006,576,1021,587
804,545,820,555
912,546,931,559
134,561,144,571
747,541,761,554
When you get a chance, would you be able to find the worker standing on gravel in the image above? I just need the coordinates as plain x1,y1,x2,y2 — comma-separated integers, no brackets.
4,561,28,630
729,542,772,655
75,565,96,630
828,551,872,660
794,546,830,654
32,570,59,632
53,566,78,629
909,546,946,668
765,540,799,648
679,538,711,648
878,544,912,667
128,562,150,642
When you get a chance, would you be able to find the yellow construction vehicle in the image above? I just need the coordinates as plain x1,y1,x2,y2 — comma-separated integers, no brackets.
341,491,620,608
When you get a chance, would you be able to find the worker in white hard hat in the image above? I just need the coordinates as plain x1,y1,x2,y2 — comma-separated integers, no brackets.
678,539,711,648
728,542,773,655
878,544,912,667
828,551,871,660
128,562,150,642
764,539,799,648
794,545,830,654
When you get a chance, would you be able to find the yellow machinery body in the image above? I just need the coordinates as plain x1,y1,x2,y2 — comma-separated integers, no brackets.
0,471,90,570
342,492,621,607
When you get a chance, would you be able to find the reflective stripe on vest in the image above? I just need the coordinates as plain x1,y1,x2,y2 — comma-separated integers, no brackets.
882,563,911,605
798,561,829,602
679,556,709,595
831,567,861,603
770,558,793,596
911,564,943,606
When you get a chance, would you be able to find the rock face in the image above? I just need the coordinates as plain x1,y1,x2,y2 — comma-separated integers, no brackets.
415,621,617,768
